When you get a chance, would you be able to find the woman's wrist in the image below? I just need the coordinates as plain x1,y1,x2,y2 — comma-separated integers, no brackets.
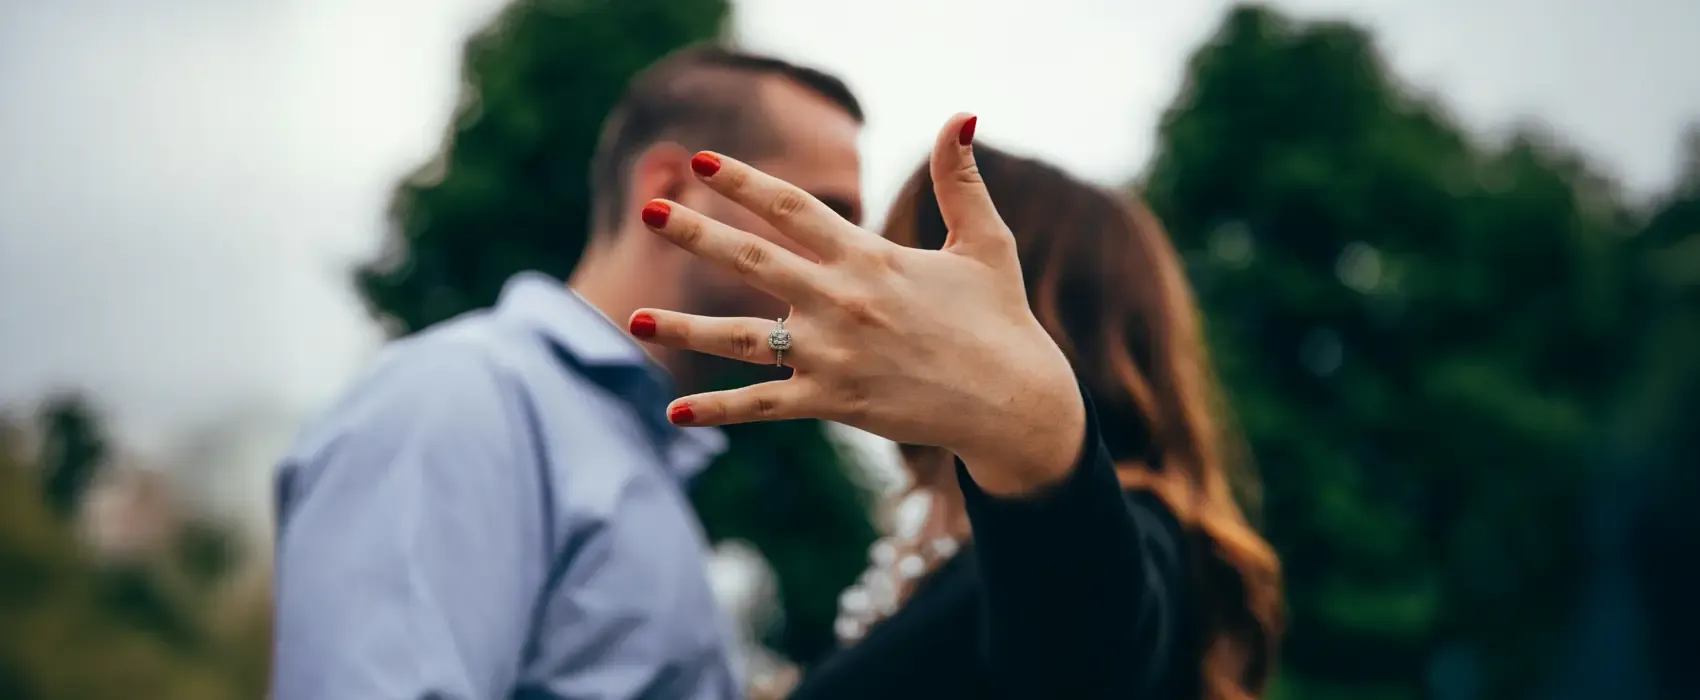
955,371,1087,497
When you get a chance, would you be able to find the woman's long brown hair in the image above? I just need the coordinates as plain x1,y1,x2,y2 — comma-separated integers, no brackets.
883,146,1284,699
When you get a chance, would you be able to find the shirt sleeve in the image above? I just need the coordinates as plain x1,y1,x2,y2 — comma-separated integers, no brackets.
272,344,549,700
956,384,1189,698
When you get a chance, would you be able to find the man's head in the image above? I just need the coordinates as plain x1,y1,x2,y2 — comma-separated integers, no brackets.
579,45,864,385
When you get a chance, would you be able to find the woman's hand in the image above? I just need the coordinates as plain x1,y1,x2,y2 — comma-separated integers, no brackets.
630,114,1084,496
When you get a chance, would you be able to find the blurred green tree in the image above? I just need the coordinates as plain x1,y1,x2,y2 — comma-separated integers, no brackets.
0,417,270,700
1622,127,1700,700
352,0,877,664
1143,5,1636,697
37,393,109,518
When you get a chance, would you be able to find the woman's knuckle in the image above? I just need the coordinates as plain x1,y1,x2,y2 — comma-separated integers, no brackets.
835,292,881,325
816,344,853,370
731,327,761,360
675,217,704,246
732,240,767,275
754,393,781,419
866,244,903,273
722,165,750,191
836,379,872,423
769,190,808,221
953,162,983,186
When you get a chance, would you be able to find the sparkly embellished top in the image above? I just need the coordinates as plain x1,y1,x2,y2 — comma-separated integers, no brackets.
786,389,1197,700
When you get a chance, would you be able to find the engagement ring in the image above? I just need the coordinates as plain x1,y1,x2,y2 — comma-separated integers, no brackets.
768,318,792,367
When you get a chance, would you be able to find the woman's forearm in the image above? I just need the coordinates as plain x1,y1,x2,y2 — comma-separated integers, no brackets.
959,388,1186,698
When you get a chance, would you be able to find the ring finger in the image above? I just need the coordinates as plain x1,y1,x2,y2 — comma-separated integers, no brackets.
628,309,807,370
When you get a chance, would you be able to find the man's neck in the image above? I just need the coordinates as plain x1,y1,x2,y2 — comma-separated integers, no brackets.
569,259,636,327
568,237,676,367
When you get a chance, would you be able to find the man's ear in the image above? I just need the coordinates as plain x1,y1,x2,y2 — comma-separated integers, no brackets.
627,142,692,215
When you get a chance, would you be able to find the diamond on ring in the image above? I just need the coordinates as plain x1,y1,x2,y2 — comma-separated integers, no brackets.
767,318,792,366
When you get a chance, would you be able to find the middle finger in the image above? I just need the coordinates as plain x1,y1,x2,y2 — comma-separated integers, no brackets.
641,199,818,303
688,151,866,262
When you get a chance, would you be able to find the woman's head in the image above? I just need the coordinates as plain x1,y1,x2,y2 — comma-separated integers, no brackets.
882,145,1283,699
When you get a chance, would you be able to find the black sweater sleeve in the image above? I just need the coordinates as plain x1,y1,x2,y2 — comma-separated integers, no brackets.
956,385,1189,698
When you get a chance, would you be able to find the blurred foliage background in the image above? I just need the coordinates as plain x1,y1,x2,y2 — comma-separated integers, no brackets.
1,1,1694,698
0,399,271,699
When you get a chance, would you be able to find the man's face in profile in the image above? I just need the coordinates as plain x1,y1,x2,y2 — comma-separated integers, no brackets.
678,76,862,384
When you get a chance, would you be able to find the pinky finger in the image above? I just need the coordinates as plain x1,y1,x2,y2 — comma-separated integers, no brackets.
668,380,816,427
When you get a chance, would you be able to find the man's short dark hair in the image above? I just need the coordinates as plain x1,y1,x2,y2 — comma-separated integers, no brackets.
589,44,864,234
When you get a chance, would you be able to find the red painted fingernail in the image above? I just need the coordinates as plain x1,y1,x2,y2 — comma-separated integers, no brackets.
629,312,657,339
668,403,695,425
691,152,722,177
958,116,977,147
640,200,670,228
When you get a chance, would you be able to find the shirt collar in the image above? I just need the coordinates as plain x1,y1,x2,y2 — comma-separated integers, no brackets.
497,271,645,366
496,271,726,480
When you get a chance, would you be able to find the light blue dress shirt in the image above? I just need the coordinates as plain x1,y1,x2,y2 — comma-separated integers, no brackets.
273,272,741,700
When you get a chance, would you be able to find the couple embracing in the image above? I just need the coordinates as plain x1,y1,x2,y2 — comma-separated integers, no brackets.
273,46,1280,700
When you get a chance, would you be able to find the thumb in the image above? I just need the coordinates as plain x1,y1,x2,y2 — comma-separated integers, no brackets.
929,113,1010,258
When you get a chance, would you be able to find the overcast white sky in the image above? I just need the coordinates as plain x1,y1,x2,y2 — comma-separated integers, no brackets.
1,0,1697,455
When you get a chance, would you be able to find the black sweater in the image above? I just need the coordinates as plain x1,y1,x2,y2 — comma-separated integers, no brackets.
789,391,1197,699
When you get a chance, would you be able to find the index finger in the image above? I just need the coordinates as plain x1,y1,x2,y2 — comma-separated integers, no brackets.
688,151,865,261
640,199,818,304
